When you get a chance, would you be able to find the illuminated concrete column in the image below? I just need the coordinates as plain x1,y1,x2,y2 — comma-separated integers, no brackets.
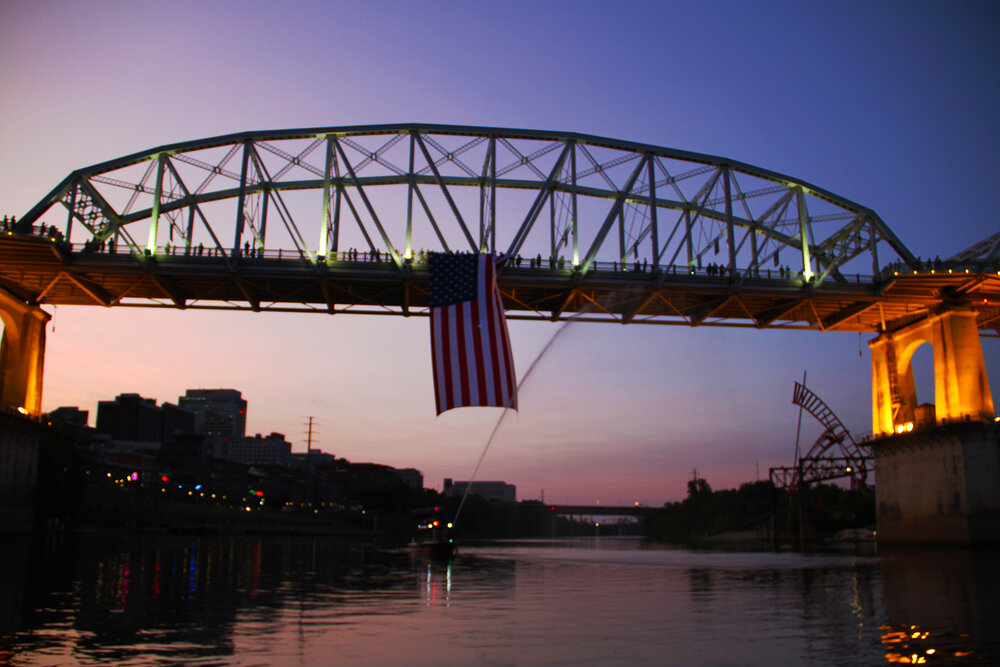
0,289,50,416
870,309,993,436
928,309,993,423
870,336,901,436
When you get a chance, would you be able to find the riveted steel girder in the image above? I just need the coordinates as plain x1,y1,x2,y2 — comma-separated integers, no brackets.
11,123,992,332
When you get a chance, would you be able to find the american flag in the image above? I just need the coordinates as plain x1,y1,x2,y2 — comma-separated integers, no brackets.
429,252,517,415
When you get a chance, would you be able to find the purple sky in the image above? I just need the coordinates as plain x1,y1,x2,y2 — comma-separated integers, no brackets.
2,1,998,504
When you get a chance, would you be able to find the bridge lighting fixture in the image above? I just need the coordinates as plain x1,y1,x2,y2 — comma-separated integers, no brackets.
16,406,28,415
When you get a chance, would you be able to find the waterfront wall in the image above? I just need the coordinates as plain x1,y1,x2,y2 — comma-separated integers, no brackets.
0,412,43,531
874,420,1000,544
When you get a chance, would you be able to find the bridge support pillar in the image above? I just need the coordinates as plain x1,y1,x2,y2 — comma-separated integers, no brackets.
874,421,1000,544
0,412,44,532
869,309,999,544
869,309,993,437
0,289,50,417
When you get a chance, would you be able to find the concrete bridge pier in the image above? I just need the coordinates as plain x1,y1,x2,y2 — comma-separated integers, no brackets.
869,309,1000,544
0,412,45,531
870,309,993,436
0,289,50,417
874,421,1000,544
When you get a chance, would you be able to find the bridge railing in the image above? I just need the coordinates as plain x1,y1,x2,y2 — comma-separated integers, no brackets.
53,236,882,282
13,219,997,287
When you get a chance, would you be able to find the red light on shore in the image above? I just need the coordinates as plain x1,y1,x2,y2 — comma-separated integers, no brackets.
255,490,264,497
160,475,169,483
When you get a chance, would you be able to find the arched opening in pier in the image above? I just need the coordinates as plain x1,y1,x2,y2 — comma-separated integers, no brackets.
901,340,936,428
909,342,935,405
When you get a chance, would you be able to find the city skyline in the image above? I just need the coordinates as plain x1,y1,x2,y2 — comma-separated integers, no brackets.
2,1,998,504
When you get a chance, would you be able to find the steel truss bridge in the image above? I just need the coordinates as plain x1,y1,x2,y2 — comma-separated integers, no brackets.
3,123,1000,332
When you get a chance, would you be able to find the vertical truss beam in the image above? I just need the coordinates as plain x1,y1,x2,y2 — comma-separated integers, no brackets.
489,136,497,254
406,133,416,259
578,154,649,275
413,132,477,252
570,143,579,267
505,143,572,260
147,154,165,254
319,135,334,258
870,219,880,277
333,136,402,268
233,141,251,257
161,157,232,266
647,153,659,269
723,166,736,273
248,144,315,264
796,188,814,281
65,183,78,242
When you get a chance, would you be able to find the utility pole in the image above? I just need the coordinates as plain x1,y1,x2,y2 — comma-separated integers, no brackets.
793,371,806,468
304,416,317,508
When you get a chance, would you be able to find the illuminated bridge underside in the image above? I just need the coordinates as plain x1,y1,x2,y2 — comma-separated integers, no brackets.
3,235,1000,331
4,124,999,331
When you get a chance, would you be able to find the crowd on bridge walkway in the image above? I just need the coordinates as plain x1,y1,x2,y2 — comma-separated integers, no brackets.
5,215,998,277
2,215,67,244
878,255,1000,279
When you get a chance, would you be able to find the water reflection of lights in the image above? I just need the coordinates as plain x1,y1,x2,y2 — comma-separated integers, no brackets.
881,624,975,663
424,562,453,606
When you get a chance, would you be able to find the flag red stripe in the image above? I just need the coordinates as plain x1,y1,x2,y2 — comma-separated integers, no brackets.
471,285,488,405
430,253,517,414
455,302,470,407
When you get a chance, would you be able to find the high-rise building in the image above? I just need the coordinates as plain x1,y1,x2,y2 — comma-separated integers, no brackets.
178,389,247,439
49,406,89,430
226,432,292,465
443,478,516,502
95,393,194,443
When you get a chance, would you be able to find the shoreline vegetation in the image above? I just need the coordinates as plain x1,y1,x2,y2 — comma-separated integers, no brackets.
9,422,875,545
641,478,876,545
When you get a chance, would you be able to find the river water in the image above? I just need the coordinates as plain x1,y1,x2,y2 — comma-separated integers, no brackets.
0,534,996,666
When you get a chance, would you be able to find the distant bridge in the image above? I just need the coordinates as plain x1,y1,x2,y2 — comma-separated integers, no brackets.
548,504,650,517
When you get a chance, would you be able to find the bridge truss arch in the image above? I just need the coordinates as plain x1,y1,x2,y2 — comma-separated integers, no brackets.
5,123,939,326
18,124,916,278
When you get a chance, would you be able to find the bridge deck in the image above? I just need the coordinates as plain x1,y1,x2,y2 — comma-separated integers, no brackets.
2,235,999,333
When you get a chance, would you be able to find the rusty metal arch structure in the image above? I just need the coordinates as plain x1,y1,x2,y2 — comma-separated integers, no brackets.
771,381,871,490
16,123,915,284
